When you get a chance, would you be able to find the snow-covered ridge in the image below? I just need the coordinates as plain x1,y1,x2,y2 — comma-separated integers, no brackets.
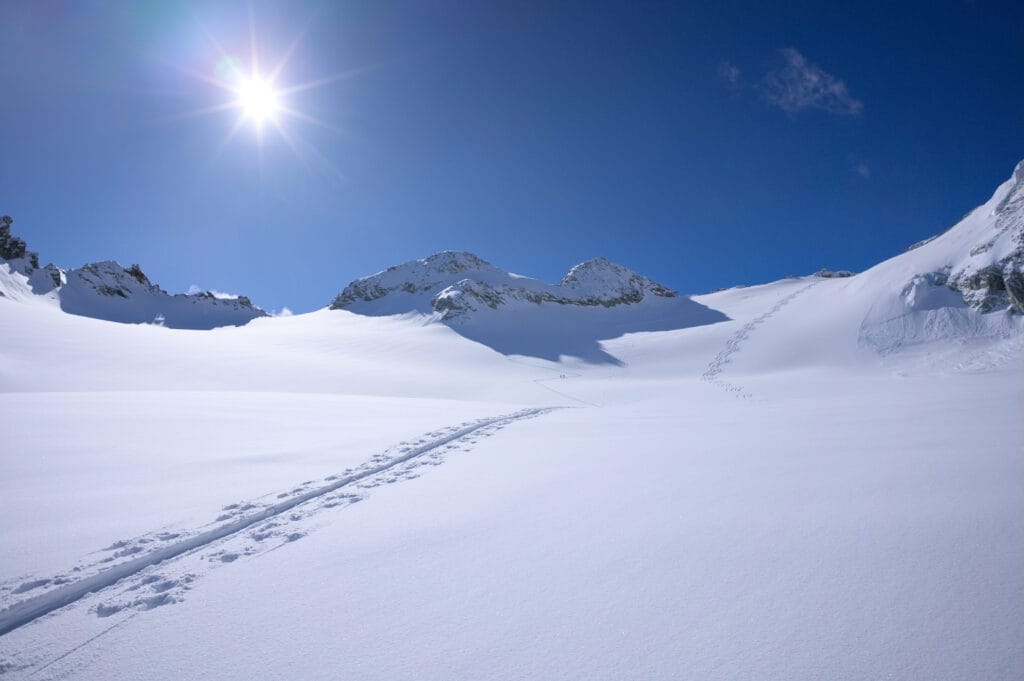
55,261,268,329
0,219,267,329
857,158,1024,353
907,159,1024,313
330,251,678,320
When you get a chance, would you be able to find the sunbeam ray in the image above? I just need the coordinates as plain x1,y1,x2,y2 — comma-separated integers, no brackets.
277,61,389,97
164,101,238,123
190,10,230,62
277,106,344,134
268,15,315,86
248,3,260,78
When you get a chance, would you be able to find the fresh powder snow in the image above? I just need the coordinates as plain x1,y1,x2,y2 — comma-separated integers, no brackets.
0,162,1021,680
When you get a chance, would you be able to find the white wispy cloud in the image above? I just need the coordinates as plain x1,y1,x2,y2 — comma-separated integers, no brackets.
758,48,863,116
854,162,871,178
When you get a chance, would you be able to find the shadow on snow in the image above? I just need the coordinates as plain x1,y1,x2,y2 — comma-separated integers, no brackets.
350,296,730,365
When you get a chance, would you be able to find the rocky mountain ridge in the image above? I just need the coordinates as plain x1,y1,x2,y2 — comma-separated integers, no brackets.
909,159,1024,314
0,219,267,329
330,252,678,320
3,158,1022,337
856,159,1024,354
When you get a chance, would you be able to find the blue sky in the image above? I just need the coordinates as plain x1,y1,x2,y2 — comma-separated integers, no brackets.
1,1,1022,313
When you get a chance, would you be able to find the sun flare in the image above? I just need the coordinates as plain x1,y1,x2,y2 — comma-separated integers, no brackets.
175,12,361,170
235,76,280,124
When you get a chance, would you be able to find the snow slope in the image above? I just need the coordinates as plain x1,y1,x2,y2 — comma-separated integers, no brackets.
0,163,1021,680
687,159,1024,373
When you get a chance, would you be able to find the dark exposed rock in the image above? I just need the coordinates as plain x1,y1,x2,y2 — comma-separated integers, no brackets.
0,216,40,270
1005,267,1024,313
933,159,1024,314
331,281,390,307
126,264,150,285
0,215,27,260
814,268,854,278
948,265,1003,312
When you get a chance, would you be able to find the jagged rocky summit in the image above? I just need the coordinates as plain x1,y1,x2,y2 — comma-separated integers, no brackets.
0,218,267,329
330,251,679,320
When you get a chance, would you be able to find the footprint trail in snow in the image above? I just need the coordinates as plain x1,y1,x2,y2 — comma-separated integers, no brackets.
702,281,820,398
0,407,554,641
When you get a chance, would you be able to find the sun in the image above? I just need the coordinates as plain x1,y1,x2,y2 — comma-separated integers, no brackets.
235,76,280,125
174,11,365,169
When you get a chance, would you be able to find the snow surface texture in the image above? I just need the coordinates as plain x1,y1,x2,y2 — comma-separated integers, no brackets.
0,162,1022,680
0,252,266,329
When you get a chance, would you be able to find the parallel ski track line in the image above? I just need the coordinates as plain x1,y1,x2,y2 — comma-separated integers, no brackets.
502,356,602,408
533,375,601,408
0,407,553,638
702,281,820,398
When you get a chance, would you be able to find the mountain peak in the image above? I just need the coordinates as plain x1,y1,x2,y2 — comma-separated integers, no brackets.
1,225,267,328
330,251,500,313
51,260,268,329
416,251,493,273
561,257,677,300
331,252,679,319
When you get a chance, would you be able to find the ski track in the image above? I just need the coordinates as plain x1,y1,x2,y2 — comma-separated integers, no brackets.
702,281,820,398
533,374,601,408
501,355,602,409
0,407,553,641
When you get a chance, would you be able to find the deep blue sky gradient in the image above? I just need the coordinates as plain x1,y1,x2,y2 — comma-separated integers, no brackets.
2,1,1022,312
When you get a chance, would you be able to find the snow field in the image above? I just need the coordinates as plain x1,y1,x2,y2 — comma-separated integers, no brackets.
1,161,1022,678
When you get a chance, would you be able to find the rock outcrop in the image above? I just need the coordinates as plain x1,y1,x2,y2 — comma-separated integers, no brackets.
814,268,854,278
858,159,1024,354
921,160,1024,314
